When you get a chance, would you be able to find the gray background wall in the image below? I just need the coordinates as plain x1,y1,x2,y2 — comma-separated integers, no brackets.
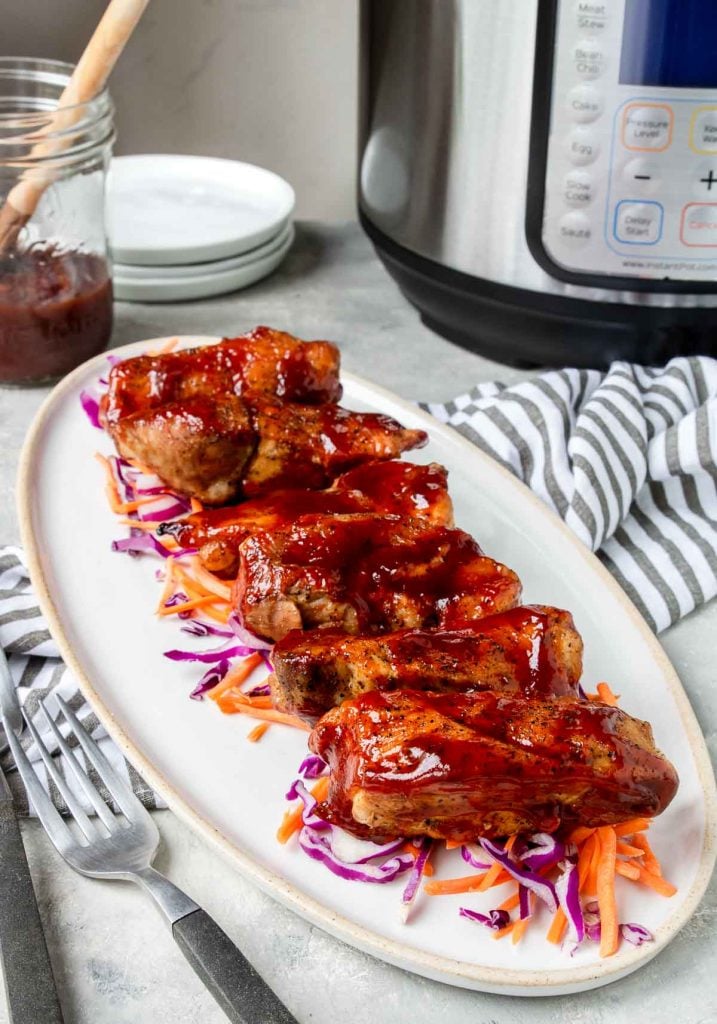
1,0,358,220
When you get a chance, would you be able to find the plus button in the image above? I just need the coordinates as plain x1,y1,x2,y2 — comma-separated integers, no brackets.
700,170,717,190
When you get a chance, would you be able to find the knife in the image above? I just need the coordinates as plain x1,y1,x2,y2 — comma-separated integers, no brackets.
0,644,64,1024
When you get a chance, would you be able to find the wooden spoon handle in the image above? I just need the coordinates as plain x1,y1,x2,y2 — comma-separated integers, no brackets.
0,0,149,249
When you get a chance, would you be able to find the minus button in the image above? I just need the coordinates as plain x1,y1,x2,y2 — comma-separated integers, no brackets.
622,158,660,195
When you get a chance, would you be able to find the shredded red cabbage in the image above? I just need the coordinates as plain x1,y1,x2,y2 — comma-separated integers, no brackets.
180,620,235,638
329,830,407,865
80,389,102,429
555,858,584,941
139,500,191,523
285,779,330,831
583,901,601,942
298,755,327,779
298,827,414,883
479,837,558,913
246,682,271,697
111,534,173,558
189,659,231,700
460,843,491,871
228,613,273,651
619,923,653,946
164,644,261,664
518,833,565,871
401,838,432,919
459,907,510,931
519,884,531,920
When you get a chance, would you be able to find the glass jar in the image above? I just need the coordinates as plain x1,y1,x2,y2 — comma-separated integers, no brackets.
0,57,115,385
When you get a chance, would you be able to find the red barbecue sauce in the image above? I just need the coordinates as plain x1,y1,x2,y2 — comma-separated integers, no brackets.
0,248,112,384
309,690,680,842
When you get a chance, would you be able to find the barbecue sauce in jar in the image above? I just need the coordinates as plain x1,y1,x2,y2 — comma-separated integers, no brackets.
0,247,112,384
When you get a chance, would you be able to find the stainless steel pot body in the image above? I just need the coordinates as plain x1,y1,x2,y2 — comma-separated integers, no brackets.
359,0,717,311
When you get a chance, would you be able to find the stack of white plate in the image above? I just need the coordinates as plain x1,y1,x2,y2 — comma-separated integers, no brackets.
107,155,295,302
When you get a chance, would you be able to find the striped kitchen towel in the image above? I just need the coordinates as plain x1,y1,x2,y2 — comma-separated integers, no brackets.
426,356,717,633
0,546,164,816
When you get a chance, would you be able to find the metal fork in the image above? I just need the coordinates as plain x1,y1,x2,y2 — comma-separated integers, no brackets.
5,695,297,1024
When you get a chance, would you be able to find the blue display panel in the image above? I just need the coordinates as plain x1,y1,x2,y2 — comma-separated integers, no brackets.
620,0,717,88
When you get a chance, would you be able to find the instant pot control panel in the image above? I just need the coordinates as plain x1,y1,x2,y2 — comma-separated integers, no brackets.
532,0,717,287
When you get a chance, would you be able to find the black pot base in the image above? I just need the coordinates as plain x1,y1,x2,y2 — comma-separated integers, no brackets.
360,211,717,370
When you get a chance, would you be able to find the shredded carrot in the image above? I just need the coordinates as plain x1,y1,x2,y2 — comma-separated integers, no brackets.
616,841,644,858
631,833,662,876
546,907,568,945
423,859,435,877
478,859,507,892
190,497,204,513
492,920,516,940
155,557,176,610
157,595,218,617
596,826,619,957
497,891,521,913
596,681,620,706
511,916,531,945
118,517,161,531
568,826,595,845
425,872,506,896
206,653,264,701
445,840,461,850
277,777,330,844
147,337,180,356
247,722,269,743
577,833,600,895
219,692,273,710
198,603,233,625
95,452,123,513
636,867,676,897
215,702,311,729
186,556,233,600
612,818,651,837
615,860,641,881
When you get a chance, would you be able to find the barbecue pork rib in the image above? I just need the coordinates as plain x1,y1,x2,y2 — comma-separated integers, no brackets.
100,326,342,427
271,605,582,720
161,460,452,577
104,395,426,506
309,690,679,842
239,398,427,498
235,513,522,642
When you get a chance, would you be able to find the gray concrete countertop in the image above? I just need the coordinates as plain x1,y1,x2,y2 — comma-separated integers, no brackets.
0,223,715,1024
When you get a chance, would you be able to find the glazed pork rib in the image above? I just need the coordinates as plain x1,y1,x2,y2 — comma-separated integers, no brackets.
100,327,426,504
309,690,679,842
161,461,453,577
240,397,427,498
104,395,427,506
271,605,583,720
235,513,522,642
100,326,342,426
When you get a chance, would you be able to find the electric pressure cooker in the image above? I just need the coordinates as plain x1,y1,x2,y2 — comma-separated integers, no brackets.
359,0,717,367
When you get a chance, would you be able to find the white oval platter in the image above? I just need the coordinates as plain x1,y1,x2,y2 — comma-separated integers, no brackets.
17,337,717,997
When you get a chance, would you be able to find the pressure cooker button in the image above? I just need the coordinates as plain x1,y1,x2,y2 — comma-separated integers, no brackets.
566,84,603,124
575,1,608,32
572,40,606,79
622,104,673,151
558,211,592,247
680,203,717,247
622,158,661,195
563,170,595,207
690,108,717,154
693,161,717,198
614,201,663,244
565,128,600,166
